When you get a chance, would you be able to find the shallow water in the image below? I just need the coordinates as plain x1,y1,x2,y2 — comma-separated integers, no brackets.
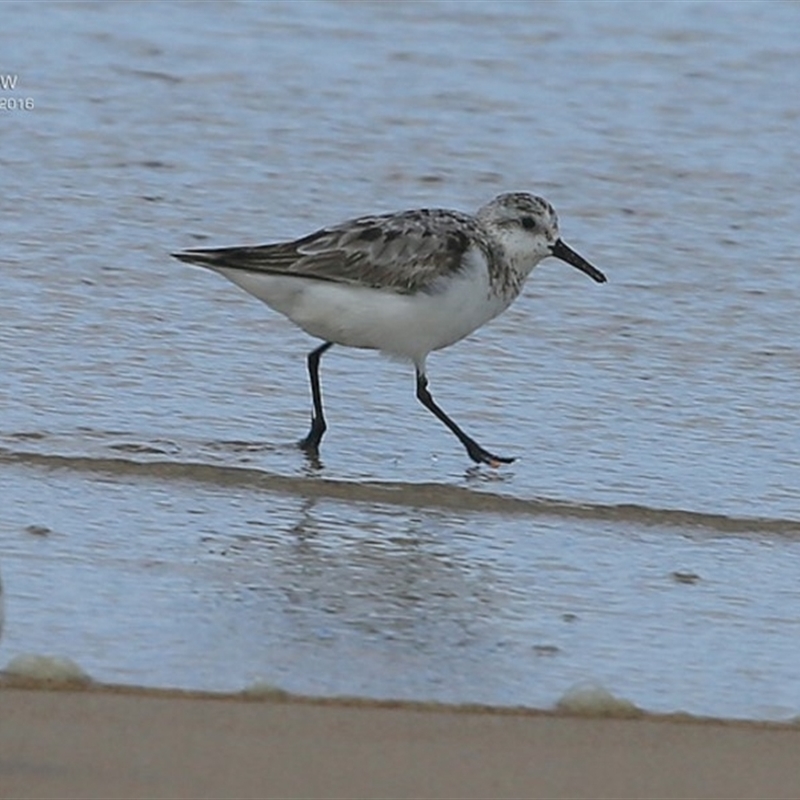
2,1,800,720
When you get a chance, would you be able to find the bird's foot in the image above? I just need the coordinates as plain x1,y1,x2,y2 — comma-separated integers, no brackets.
297,435,325,471
298,417,326,454
297,436,320,453
464,440,515,468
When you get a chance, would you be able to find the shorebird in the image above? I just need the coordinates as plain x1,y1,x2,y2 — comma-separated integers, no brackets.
173,192,606,466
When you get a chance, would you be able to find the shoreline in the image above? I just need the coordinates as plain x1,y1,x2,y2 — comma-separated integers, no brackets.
2,678,799,799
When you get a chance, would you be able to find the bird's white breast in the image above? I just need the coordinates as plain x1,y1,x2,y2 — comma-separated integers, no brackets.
215,247,512,364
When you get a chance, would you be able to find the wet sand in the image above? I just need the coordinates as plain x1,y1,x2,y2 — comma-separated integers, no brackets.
1,684,799,799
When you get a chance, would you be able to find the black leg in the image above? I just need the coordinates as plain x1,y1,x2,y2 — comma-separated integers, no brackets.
298,341,333,453
415,369,514,466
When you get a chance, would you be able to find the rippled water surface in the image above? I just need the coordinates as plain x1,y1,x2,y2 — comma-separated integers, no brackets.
2,1,800,720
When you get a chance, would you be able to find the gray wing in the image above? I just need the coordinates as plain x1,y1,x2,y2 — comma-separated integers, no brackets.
172,209,493,294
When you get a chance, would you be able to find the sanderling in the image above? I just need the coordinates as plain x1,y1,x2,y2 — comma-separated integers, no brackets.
173,192,606,466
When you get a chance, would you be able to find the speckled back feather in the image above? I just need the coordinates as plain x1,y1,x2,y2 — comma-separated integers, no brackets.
176,209,499,295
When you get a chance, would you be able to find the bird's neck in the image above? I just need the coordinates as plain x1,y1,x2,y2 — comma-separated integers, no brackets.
486,246,536,303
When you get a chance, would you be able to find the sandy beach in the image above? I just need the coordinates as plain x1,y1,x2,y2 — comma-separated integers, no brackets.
1,683,799,800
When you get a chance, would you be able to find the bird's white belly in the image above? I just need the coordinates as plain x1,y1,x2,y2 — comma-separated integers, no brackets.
215,264,511,363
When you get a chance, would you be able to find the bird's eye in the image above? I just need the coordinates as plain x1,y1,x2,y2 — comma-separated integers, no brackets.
521,217,536,230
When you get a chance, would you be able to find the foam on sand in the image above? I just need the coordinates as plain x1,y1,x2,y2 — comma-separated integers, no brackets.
556,681,643,718
5,654,92,686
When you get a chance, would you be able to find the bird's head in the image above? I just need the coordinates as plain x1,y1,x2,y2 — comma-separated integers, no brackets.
477,193,606,283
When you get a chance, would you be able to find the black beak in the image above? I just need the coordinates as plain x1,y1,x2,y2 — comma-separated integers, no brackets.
550,239,606,283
